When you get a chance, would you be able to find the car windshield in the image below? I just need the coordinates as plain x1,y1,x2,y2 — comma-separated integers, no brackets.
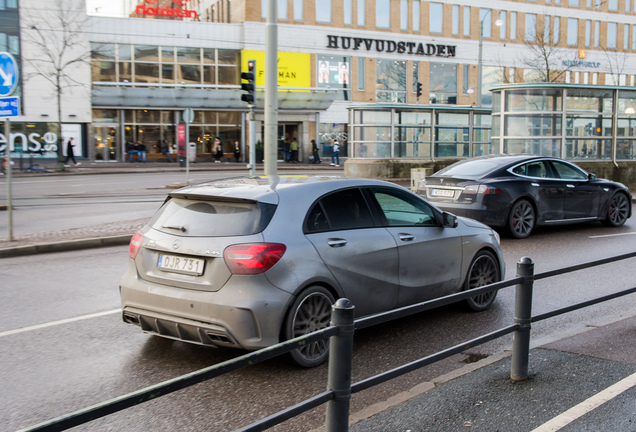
436,159,501,177
149,198,276,237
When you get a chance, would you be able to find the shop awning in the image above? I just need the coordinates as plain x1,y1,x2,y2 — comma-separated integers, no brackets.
92,86,339,111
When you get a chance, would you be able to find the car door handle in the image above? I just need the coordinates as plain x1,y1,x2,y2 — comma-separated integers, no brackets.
566,184,575,188
327,238,348,247
398,233,415,242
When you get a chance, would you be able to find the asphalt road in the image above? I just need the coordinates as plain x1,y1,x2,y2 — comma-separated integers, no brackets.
2,216,636,431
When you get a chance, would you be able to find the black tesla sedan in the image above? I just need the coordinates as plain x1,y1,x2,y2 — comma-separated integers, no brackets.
417,155,633,239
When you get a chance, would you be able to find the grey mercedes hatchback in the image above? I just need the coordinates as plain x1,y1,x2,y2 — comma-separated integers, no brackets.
120,176,505,367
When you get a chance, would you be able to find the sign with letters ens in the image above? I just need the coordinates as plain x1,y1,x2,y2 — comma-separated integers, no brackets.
0,52,19,97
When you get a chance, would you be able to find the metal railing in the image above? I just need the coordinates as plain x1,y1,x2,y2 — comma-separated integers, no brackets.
19,251,636,432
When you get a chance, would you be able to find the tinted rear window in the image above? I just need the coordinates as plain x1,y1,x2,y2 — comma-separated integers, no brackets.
149,198,275,237
436,159,501,177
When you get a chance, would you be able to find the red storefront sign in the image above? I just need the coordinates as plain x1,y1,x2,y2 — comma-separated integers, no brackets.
134,0,197,19
177,124,186,157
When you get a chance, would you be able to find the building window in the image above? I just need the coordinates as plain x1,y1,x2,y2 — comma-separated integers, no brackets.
499,11,507,40
357,57,365,90
544,16,550,42
278,0,287,20
429,62,457,104
480,9,492,39
567,18,578,46
554,17,560,44
376,59,407,103
627,0,631,13
463,7,471,37
357,0,365,26
463,64,470,94
412,61,419,93
318,55,351,100
633,26,636,50
430,3,443,34
607,22,617,49
624,24,630,50
608,0,618,10
344,0,352,25
511,12,517,41
596,0,602,9
594,21,600,47
401,0,408,30
413,0,421,32
585,20,591,47
452,5,459,36
587,0,592,7
376,0,390,29
525,13,537,42
316,0,332,24
294,0,303,21
569,0,579,6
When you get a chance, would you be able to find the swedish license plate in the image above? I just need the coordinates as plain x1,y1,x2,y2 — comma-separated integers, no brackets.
158,254,205,276
430,188,454,198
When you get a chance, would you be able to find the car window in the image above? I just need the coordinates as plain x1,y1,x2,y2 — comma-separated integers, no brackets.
369,187,438,227
150,198,275,236
550,160,588,180
512,161,548,178
305,188,375,233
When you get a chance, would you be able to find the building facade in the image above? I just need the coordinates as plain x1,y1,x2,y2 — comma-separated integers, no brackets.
3,0,636,166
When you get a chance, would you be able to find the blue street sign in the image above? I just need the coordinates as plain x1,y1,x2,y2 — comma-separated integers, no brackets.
0,52,19,96
0,96,20,117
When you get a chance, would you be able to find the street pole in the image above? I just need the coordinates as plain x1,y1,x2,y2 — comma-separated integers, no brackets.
185,122,190,183
4,118,13,241
477,20,484,108
249,107,256,176
264,0,278,181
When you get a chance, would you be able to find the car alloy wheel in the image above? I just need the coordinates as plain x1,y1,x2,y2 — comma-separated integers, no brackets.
604,193,630,227
508,199,535,239
464,250,500,312
284,286,335,368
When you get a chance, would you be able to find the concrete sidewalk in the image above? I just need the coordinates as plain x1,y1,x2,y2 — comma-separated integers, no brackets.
348,314,636,431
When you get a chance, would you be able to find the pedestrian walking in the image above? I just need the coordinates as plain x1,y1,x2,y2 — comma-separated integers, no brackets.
161,139,172,162
126,141,138,162
214,137,223,163
283,137,291,162
64,137,80,166
290,138,299,162
233,141,241,162
135,142,147,162
311,139,321,164
330,139,340,167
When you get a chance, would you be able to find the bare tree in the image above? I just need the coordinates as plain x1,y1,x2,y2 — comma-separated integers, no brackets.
520,17,577,83
601,47,628,85
21,0,89,169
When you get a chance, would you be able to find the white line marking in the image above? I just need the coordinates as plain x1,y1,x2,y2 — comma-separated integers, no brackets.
589,232,636,239
0,309,121,338
530,371,636,432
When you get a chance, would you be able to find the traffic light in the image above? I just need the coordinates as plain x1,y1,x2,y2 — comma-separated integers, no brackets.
241,59,256,106
416,82,422,98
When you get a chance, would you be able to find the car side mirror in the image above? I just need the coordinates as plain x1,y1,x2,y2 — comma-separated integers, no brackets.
442,212,458,228
588,173,597,181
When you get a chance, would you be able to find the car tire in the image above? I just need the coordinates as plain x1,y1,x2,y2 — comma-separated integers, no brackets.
507,199,536,239
463,250,501,312
603,192,630,227
283,286,336,368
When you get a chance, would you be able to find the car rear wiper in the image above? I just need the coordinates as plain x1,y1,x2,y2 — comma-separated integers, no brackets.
162,224,187,232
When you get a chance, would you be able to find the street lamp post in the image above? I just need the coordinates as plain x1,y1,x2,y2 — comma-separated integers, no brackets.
477,10,503,107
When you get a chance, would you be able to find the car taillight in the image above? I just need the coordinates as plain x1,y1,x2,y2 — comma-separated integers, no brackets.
129,231,143,259
464,185,501,195
224,243,287,275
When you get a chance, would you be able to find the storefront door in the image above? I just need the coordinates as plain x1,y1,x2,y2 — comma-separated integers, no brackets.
93,125,119,161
